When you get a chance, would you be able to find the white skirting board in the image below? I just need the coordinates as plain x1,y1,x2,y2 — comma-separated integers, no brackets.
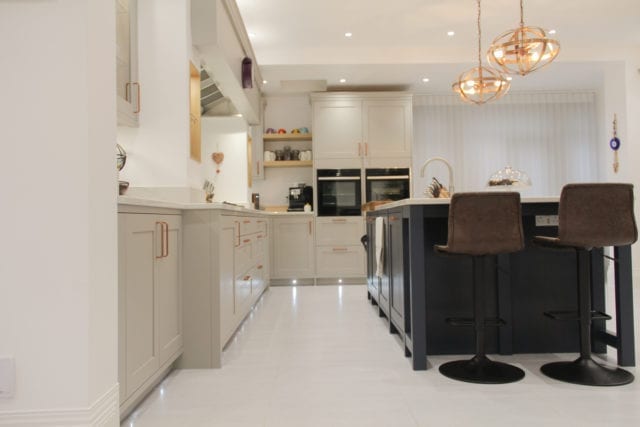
0,383,119,426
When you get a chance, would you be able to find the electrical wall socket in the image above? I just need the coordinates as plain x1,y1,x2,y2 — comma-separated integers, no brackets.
535,215,559,227
0,357,16,398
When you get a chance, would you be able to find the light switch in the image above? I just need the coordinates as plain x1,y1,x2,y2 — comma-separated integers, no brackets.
0,357,15,398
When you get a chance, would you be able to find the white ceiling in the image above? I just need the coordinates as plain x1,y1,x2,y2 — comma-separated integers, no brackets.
235,0,640,95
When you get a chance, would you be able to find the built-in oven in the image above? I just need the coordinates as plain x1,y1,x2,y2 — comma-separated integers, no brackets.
317,169,362,216
365,168,410,202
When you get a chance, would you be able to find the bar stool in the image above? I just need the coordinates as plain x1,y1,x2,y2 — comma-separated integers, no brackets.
436,192,525,384
534,183,637,386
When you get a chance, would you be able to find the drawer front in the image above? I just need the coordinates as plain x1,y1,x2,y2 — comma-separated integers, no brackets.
315,217,365,246
234,237,253,275
316,245,366,277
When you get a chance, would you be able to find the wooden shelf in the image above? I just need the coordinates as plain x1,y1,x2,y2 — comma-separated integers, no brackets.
264,160,313,168
263,133,312,141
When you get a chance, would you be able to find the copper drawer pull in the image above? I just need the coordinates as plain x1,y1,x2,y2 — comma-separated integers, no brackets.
243,275,251,281
234,221,240,247
155,221,169,258
331,218,347,223
257,265,263,270
332,247,348,252
243,238,251,243
364,142,368,156
243,220,251,224
390,215,399,221
308,221,312,235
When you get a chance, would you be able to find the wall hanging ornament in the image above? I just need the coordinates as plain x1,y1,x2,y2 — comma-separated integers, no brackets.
610,114,620,173
212,152,224,174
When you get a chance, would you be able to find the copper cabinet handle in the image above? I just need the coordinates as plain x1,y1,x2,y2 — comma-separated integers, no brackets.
163,222,169,258
257,265,263,270
331,218,347,223
257,234,263,239
155,221,168,258
155,221,164,259
364,142,368,156
308,221,312,235
257,160,260,175
243,220,251,224
243,275,251,281
332,247,348,252
234,221,240,247
243,238,251,243
390,215,399,222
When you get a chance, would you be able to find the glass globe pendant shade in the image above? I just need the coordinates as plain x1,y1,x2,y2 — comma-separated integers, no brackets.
452,66,511,105
487,25,560,75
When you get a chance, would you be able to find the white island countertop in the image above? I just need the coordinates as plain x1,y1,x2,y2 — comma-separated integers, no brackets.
375,196,560,210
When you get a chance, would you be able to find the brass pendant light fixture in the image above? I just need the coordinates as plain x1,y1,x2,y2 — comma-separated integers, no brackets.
487,0,560,76
453,0,510,105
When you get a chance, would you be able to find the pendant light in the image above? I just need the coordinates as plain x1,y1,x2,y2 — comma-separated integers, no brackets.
487,0,560,76
452,0,510,105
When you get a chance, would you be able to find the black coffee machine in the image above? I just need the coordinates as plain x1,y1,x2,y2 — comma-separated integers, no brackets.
288,184,313,212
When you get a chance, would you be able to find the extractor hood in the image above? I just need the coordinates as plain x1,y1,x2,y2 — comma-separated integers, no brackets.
200,68,239,116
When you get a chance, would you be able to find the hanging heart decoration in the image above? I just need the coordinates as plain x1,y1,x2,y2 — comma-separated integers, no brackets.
212,152,224,174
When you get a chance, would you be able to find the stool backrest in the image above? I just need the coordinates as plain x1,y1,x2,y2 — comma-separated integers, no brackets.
445,192,524,255
558,183,638,248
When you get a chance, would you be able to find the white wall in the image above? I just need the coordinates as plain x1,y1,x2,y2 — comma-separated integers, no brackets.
117,0,191,188
0,0,118,424
201,117,250,204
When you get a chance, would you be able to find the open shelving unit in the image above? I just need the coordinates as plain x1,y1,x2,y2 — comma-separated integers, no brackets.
263,133,312,142
262,133,313,168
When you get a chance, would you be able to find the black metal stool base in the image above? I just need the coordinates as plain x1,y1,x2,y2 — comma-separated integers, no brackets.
541,357,634,386
439,355,525,384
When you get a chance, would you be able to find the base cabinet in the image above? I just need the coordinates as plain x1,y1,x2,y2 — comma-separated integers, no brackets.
181,211,270,369
315,217,365,279
271,216,315,279
118,210,182,416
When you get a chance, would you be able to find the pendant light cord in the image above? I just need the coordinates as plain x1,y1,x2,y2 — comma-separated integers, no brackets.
476,0,482,69
520,0,525,27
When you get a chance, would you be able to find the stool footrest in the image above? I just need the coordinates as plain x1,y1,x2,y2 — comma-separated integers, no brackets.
544,310,612,321
445,317,506,327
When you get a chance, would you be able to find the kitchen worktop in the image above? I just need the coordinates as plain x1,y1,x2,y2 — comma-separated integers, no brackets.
118,195,314,215
375,196,560,210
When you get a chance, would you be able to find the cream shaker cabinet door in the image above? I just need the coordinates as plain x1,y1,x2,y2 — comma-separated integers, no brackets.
116,0,139,126
156,215,182,366
119,214,160,398
271,217,315,279
119,212,182,402
312,100,362,160
362,99,412,159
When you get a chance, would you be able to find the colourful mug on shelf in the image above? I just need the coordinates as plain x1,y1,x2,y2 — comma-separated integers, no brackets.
265,128,276,134
299,127,309,134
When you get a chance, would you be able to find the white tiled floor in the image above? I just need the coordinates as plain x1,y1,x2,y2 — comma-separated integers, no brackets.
122,285,640,427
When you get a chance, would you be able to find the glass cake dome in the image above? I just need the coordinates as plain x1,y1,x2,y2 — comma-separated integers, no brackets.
487,165,531,188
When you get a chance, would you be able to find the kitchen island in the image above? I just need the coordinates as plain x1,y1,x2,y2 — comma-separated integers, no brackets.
366,198,636,370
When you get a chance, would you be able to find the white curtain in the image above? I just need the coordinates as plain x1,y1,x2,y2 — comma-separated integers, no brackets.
412,92,599,197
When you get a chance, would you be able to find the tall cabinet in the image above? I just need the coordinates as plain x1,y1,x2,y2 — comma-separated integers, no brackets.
310,92,413,280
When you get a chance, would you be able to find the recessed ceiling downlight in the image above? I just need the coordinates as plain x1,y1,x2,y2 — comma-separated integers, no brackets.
339,78,347,83
447,31,455,36
344,32,353,38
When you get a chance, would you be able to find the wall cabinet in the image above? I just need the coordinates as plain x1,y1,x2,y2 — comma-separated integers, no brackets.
118,210,182,414
116,0,140,126
181,210,270,369
271,215,315,279
315,217,366,278
311,93,412,166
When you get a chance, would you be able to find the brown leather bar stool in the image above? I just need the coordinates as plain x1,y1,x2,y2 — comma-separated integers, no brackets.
436,192,525,384
534,183,637,386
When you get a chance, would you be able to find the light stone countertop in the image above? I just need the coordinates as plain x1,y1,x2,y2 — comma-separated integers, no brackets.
375,196,560,210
